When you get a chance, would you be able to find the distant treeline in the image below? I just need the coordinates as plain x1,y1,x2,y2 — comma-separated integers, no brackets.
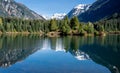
0,13,120,35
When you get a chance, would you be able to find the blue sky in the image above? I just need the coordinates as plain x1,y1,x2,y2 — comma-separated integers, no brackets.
15,0,96,17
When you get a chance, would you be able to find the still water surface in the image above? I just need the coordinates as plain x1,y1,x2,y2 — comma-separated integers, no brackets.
0,34,119,73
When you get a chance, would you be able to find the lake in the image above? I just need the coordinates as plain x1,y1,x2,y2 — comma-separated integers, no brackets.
0,34,119,73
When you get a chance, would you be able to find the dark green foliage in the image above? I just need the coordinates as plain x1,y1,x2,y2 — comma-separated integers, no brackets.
70,16,79,30
94,23,104,32
60,16,71,34
0,17,46,33
0,25,4,32
84,22,94,34
95,13,120,32
0,15,119,34
78,24,85,35
49,19,58,31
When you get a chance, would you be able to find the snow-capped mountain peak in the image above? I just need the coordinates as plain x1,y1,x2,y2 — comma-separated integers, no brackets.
51,13,66,20
74,4,88,9
67,4,91,18
73,4,91,16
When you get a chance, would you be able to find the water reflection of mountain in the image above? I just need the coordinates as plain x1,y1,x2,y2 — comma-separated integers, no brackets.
49,36,90,60
49,35,120,73
80,35,120,73
0,35,44,68
81,44,120,73
0,34,119,73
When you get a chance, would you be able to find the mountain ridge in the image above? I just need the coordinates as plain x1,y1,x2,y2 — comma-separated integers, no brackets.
78,0,120,22
51,13,66,20
0,0,45,20
67,4,91,19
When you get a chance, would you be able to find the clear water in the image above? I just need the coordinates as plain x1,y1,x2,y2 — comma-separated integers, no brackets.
0,34,119,73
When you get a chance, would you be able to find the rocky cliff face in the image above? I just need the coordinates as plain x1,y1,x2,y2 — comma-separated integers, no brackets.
0,0,44,20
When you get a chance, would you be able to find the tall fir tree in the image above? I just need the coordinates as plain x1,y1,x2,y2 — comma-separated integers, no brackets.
49,19,58,31
70,16,79,30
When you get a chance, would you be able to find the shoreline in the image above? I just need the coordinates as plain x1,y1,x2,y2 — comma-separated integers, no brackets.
0,31,120,37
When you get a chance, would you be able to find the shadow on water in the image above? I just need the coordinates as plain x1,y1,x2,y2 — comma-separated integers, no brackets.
0,34,119,73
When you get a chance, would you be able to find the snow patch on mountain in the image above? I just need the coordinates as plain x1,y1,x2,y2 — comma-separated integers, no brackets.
67,4,91,18
73,4,91,16
51,13,66,20
0,0,44,20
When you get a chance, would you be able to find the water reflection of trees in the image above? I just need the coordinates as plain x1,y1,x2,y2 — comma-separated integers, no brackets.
80,35,120,73
49,36,93,60
0,34,44,68
49,35,120,73
0,34,119,73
